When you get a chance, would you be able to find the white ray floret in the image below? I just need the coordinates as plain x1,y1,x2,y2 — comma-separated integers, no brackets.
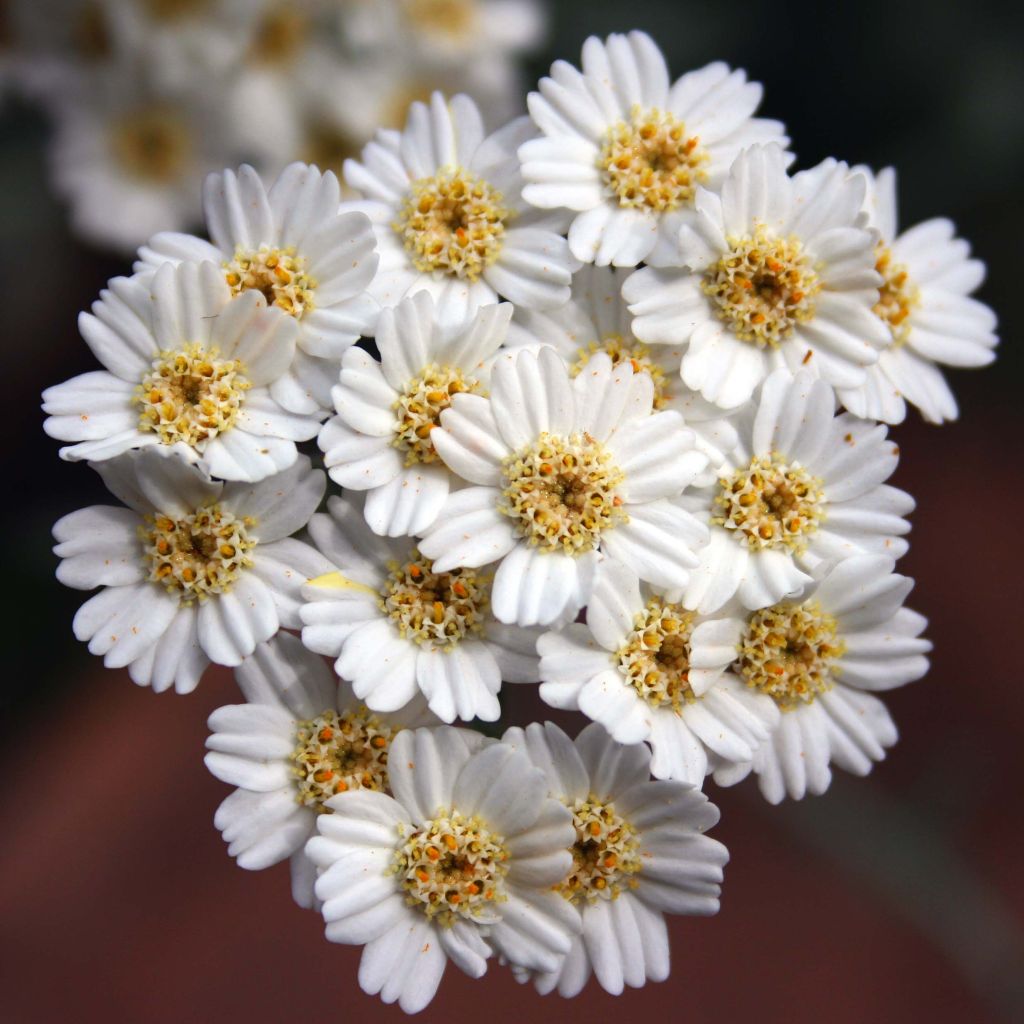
676,368,914,615
43,260,323,483
506,263,739,485
135,162,379,414
419,346,710,627
300,495,542,723
319,291,512,537
537,559,778,783
519,30,789,268
709,554,931,803
340,91,576,332
205,632,437,909
502,721,728,996
624,144,891,409
835,166,999,424
53,450,331,694
305,726,580,1013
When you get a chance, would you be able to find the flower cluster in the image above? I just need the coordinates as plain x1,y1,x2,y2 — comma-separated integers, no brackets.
6,0,546,252
45,28,997,1013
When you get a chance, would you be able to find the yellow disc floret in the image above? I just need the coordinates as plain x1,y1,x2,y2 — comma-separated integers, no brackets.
111,105,191,184
248,7,311,66
557,797,641,904
600,106,709,213
136,342,249,447
395,168,510,281
874,244,920,347
405,0,477,40
393,809,509,926
737,600,845,709
141,0,209,23
714,452,825,552
571,335,671,409
616,597,696,713
224,246,316,319
392,365,484,465
142,504,256,603
292,708,397,811
703,225,822,348
381,552,488,649
500,431,627,555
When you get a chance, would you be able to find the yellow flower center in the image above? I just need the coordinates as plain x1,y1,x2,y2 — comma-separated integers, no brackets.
393,809,509,926
392,365,484,466
405,0,477,40
736,601,845,709
224,246,316,319
600,106,709,213
291,709,397,811
136,342,250,447
616,597,696,713
500,432,627,555
141,0,209,22
248,7,310,66
73,2,112,60
142,504,256,603
874,244,920,348
381,553,488,650
395,168,510,281
111,106,191,184
714,453,825,552
570,335,670,409
557,797,641,904
702,226,822,348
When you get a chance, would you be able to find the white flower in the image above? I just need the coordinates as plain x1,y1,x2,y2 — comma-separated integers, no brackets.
319,291,512,537
836,166,999,424
47,62,237,253
135,162,379,413
53,450,330,693
506,263,739,485
205,632,437,909
300,495,542,723
341,91,576,332
537,559,778,783
502,721,728,996
519,31,789,268
43,260,322,482
709,554,931,803
419,346,709,627
624,145,891,409
305,726,579,1013
678,368,914,615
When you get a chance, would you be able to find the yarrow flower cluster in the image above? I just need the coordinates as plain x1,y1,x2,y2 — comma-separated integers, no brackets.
45,28,997,1013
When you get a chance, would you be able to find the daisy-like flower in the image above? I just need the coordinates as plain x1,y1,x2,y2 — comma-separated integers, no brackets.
502,721,728,996
624,144,891,409
319,291,512,537
300,495,542,722
340,91,575,332
709,554,931,803
537,559,778,783
519,31,789,268
305,726,579,1013
677,367,914,615
43,260,322,482
53,450,330,694
505,263,739,485
419,346,709,627
205,632,437,908
835,166,999,424
135,162,379,414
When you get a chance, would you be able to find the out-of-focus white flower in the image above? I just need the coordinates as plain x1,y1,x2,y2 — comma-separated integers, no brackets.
306,726,579,1013
710,554,931,803
520,31,789,268
836,166,999,424
53,450,330,693
300,494,542,723
624,145,890,409
503,721,728,996
205,632,437,908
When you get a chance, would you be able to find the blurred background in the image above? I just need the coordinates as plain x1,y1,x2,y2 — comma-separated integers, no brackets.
2,1,1023,1021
